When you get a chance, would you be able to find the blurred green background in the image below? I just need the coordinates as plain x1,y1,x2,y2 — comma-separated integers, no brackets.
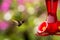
0,0,60,40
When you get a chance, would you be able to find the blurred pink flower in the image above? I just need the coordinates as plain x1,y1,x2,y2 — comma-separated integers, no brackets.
17,0,33,5
0,21,9,31
25,0,33,3
0,6,1,11
17,0,24,5
1,0,12,12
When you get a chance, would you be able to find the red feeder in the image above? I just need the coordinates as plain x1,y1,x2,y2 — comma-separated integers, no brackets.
36,21,49,36
36,0,59,36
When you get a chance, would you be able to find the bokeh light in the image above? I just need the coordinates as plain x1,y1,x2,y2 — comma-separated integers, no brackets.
0,21,9,31
4,11,12,21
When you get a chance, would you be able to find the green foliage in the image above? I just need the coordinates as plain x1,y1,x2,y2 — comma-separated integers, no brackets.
57,9,60,21
13,12,23,21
